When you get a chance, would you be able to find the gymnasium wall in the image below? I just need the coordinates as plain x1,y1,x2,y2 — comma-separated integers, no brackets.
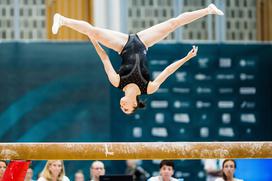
0,42,271,180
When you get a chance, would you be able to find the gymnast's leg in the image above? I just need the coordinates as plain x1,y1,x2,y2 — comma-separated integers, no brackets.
52,14,128,53
137,3,223,48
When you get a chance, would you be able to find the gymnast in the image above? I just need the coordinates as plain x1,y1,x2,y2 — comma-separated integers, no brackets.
52,4,223,114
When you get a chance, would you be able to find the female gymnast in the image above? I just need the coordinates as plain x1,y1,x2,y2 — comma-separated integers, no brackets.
52,4,223,114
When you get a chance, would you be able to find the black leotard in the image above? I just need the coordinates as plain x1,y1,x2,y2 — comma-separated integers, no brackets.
118,34,150,94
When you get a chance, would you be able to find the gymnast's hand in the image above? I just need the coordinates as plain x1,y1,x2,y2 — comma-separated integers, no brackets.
186,45,198,59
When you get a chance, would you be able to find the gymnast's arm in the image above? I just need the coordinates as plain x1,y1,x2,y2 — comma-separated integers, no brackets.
89,38,120,87
147,46,198,94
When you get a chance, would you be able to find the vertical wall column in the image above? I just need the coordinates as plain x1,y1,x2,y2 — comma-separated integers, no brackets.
93,0,122,32
257,0,272,41
46,0,93,40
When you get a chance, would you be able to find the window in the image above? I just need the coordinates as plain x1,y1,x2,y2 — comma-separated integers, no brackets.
2,31,6,39
163,9,166,17
33,21,37,28
239,10,243,18
29,9,32,16
20,9,24,16
7,20,11,28
10,8,14,16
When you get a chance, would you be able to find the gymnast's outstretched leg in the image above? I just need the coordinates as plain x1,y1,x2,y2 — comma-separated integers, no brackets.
52,14,128,53
137,3,224,48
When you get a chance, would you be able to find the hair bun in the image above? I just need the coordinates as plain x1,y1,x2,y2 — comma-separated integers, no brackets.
138,101,146,108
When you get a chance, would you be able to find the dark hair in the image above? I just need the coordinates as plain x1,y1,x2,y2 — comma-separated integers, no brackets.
131,96,146,113
159,160,175,170
222,159,236,181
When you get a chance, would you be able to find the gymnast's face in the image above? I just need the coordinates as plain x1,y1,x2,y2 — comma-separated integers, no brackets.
223,160,236,178
120,96,137,114
160,165,174,180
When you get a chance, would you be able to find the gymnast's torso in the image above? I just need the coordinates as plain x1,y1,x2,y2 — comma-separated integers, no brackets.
118,34,150,94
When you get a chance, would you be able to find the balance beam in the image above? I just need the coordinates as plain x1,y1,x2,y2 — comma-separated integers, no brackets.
0,142,271,160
